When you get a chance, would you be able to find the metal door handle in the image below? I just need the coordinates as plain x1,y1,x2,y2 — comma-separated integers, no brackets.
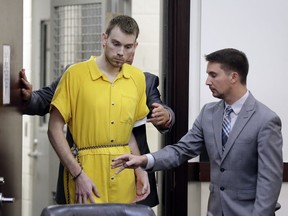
28,138,42,158
28,149,43,159
0,193,14,204
0,178,14,205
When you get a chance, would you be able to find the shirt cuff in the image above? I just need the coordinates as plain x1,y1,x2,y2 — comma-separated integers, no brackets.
145,153,155,170
134,117,147,128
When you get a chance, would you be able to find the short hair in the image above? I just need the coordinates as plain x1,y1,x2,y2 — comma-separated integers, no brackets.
205,48,249,85
105,15,139,39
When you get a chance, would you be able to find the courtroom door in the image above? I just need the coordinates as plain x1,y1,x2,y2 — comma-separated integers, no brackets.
0,0,23,215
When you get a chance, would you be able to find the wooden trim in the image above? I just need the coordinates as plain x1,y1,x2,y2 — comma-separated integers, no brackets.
188,162,288,182
283,162,288,181
187,162,199,181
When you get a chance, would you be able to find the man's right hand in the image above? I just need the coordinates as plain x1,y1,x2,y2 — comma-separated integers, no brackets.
19,68,32,102
74,171,100,204
111,154,148,174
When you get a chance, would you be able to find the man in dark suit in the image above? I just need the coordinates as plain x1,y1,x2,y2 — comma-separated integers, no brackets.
112,48,283,216
20,67,175,207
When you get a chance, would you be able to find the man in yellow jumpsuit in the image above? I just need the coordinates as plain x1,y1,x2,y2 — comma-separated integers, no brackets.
48,15,150,204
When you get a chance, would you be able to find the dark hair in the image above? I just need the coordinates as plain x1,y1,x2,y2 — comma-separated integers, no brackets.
105,15,139,39
205,48,249,85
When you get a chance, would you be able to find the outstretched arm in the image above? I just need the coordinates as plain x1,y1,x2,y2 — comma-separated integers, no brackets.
112,154,148,174
20,68,60,116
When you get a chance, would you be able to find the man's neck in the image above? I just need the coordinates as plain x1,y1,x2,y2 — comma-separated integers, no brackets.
225,86,247,105
96,55,121,82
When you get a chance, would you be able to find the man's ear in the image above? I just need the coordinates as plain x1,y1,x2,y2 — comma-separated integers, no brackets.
230,71,239,83
102,32,108,48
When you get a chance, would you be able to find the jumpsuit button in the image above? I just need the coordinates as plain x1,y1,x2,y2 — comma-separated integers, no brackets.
220,187,225,191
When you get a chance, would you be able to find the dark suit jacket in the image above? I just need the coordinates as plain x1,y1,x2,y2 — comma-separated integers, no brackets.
150,93,282,215
134,72,174,207
23,71,175,207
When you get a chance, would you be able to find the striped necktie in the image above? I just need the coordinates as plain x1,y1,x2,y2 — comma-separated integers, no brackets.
222,105,233,151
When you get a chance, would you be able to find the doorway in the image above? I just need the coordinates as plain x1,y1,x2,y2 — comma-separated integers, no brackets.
0,0,23,215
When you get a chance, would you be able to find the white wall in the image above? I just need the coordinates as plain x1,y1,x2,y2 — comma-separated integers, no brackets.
189,0,288,215
200,1,288,157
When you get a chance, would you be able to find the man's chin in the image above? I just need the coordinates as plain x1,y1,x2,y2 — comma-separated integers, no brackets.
211,92,220,99
112,62,124,68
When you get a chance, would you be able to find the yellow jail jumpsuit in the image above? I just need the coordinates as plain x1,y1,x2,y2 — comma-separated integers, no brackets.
51,56,149,204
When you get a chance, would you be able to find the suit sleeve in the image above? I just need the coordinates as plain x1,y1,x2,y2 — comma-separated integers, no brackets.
23,76,60,116
145,72,175,133
253,114,283,215
150,105,205,171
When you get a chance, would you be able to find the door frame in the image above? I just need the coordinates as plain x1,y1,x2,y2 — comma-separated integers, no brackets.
161,0,190,216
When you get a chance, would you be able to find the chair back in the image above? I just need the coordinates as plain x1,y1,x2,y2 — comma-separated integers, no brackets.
40,203,156,216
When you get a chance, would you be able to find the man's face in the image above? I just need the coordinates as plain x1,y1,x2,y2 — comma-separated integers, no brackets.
103,26,137,68
205,62,233,99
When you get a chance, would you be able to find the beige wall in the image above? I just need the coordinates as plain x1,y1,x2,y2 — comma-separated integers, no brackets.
131,0,161,153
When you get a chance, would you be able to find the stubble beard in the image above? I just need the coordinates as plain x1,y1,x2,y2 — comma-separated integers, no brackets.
106,55,124,69
211,89,223,99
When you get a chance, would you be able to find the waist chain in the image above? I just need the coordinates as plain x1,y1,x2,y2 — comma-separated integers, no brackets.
71,143,128,157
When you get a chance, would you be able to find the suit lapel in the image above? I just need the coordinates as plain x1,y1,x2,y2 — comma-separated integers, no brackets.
221,94,256,162
212,101,225,158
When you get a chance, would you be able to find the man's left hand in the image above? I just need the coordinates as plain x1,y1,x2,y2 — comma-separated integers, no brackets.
133,168,150,203
147,103,171,128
